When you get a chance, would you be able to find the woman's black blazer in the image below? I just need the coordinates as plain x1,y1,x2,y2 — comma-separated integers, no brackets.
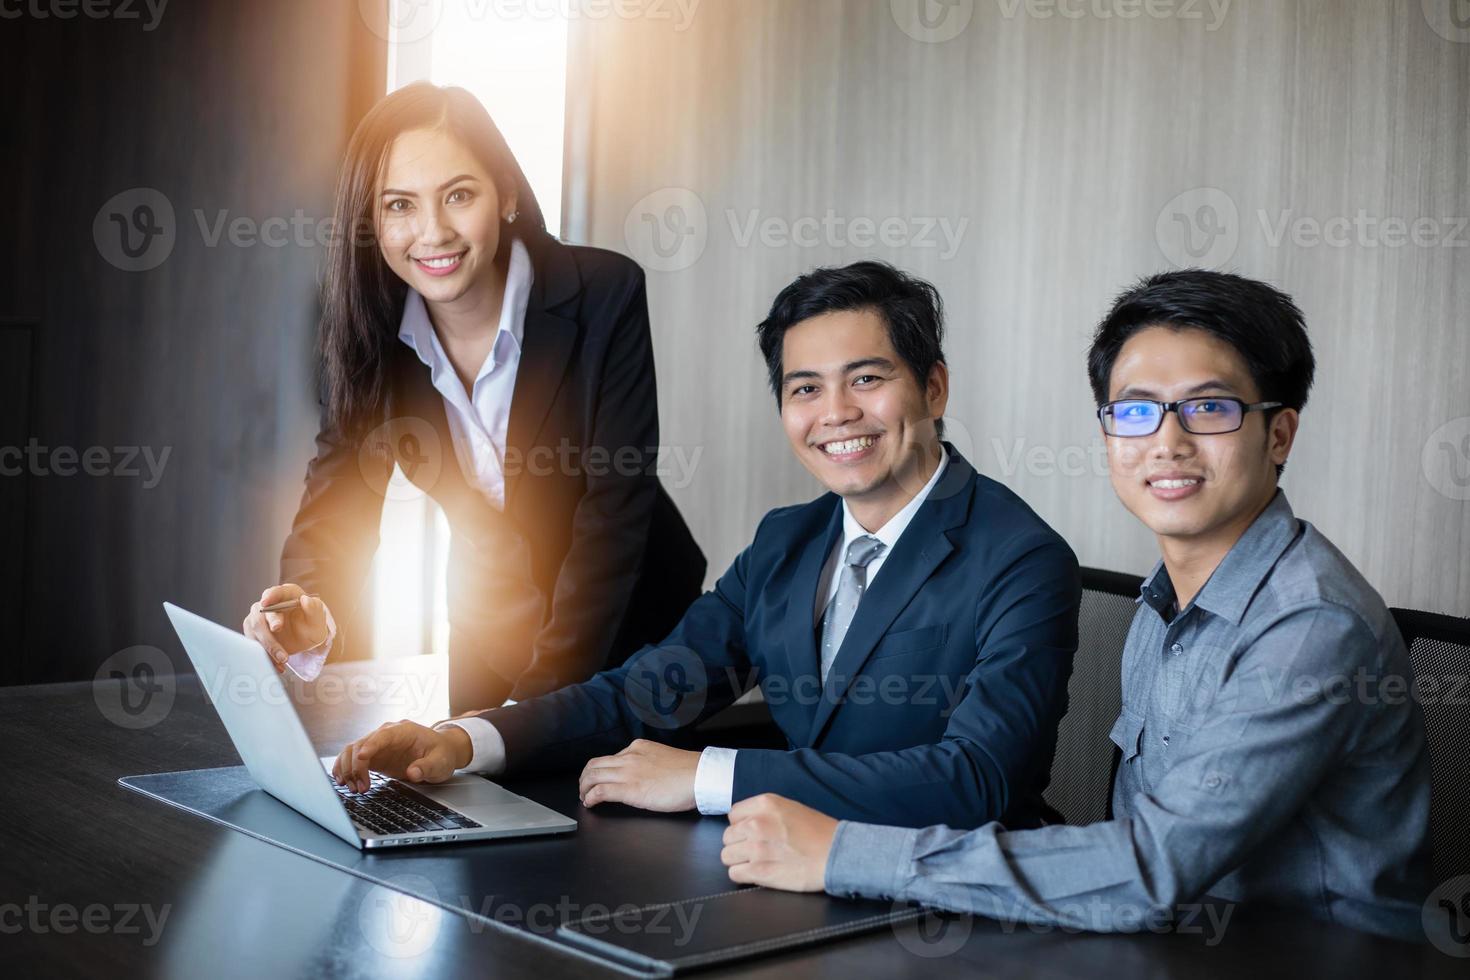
280,232,706,711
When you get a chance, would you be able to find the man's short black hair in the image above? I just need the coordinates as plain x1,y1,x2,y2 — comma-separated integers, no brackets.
1086,268,1315,476
757,261,947,433
1087,268,1315,408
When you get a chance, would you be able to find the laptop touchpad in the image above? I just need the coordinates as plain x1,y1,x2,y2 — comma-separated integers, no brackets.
420,780,522,808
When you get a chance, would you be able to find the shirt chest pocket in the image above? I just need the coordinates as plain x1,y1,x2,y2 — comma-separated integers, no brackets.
869,624,947,661
1108,708,1145,764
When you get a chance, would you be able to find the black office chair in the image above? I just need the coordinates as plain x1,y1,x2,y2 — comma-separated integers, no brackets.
1390,607,1470,884
1043,566,1142,826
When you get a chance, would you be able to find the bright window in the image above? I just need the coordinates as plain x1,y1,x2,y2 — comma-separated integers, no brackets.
372,1,568,659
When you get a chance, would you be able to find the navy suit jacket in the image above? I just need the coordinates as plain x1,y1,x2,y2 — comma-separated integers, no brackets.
480,447,1081,829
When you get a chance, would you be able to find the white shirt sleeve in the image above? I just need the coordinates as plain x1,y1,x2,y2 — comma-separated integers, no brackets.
283,604,338,682
437,717,508,776
694,746,738,815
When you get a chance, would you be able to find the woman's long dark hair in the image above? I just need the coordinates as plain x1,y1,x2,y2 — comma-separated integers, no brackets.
319,82,546,437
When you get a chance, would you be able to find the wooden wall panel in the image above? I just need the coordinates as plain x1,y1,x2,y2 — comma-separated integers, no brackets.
565,0,1470,615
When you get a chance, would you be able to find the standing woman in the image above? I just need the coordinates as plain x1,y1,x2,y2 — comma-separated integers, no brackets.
242,82,705,713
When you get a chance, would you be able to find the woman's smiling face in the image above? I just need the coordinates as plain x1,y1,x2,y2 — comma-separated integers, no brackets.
375,126,516,305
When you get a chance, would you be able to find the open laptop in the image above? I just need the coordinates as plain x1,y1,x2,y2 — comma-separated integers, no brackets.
163,602,576,850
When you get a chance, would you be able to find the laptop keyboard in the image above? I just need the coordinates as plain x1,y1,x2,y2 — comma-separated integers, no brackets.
334,772,483,837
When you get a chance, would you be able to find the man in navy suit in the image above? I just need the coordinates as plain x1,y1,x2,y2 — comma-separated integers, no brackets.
334,261,1081,830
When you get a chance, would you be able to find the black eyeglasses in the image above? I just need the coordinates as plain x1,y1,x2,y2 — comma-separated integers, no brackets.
1097,397,1283,437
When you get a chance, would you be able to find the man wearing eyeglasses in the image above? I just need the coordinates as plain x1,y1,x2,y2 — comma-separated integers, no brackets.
719,269,1435,942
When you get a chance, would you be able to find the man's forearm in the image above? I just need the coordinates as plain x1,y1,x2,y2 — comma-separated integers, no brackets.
824,818,1161,932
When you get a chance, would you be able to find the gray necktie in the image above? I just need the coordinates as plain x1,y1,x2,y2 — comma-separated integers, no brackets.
819,535,887,681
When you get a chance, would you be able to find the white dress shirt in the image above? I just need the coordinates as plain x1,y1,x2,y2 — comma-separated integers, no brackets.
443,447,954,812
283,237,533,683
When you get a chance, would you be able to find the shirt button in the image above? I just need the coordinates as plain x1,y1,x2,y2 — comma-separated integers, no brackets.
1162,735,1171,746
1170,642,1183,655
1204,774,1222,789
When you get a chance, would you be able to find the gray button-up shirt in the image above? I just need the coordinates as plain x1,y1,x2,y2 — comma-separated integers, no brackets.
826,491,1433,940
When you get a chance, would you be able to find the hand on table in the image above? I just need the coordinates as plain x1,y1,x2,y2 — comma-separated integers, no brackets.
721,793,839,892
577,739,700,812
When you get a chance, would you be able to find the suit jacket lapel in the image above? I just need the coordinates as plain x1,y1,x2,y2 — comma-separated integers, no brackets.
782,501,843,730
504,233,580,507
503,306,576,505
805,458,975,745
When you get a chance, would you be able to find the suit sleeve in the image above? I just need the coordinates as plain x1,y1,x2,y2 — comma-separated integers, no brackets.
508,268,664,699
278,407,388,656
482,540,758,774
729,536,1080,828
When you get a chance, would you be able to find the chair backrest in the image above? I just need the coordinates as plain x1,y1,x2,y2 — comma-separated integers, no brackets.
1043,567,1141,825
1390,607,1470,884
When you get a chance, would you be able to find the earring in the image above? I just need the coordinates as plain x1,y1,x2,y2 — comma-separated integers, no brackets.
505,211,518,225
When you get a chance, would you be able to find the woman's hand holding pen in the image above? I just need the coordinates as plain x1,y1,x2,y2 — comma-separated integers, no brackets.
242,584,331,673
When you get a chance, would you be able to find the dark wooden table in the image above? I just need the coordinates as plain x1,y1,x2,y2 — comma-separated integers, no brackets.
1,655,1461,978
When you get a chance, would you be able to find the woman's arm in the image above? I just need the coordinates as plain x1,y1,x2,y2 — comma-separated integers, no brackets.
275,408,389,659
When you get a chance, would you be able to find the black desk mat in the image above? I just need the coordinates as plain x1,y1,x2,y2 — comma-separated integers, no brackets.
118,766,917,975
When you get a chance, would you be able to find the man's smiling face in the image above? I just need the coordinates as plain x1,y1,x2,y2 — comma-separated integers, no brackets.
779,307,947,509
1104,324,1295,545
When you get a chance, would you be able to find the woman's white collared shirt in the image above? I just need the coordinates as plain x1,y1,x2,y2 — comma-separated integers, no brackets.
284,239,533,682
395,236,534,510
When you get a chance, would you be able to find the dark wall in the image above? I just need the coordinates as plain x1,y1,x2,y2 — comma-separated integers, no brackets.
0,1,385,684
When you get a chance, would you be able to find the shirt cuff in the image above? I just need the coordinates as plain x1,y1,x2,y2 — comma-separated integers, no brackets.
284,604,338,682
693,746,737,815
824,820,919,900
437,717,507,776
